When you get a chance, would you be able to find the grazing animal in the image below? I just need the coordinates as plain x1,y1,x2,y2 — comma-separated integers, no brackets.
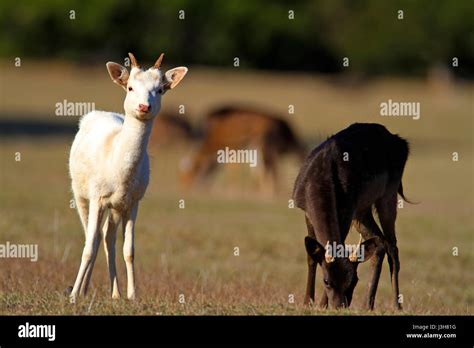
180,106,306,193
68,53,187,302
293,123,410,309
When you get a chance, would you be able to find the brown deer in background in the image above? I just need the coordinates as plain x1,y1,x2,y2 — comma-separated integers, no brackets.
293,123,410,310
180,106,306,193
149,111,195,147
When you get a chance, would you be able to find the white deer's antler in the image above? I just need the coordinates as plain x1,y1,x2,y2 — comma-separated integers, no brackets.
153,53,164,69
128,52,140,69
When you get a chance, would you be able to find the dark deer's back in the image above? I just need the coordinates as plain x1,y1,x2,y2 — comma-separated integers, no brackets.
294,123,409,230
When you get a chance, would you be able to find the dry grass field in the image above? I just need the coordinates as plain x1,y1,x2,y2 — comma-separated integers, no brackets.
0,61,472,314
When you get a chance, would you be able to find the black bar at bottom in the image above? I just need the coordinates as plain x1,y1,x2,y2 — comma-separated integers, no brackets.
0,315,471,346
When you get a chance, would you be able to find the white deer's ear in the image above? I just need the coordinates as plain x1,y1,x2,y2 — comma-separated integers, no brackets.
162,67,188,92
106,62,129,90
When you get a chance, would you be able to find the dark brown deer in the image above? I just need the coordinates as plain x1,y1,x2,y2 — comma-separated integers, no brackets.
293,123,410,310
180,106,306,193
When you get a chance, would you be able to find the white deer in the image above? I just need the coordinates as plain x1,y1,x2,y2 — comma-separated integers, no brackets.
68,53,187,302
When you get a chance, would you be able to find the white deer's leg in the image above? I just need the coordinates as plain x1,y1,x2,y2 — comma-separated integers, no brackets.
122,203,138,300
80,230,101,295
75,196,89,235
103,209,121,299
70,200,103,303
80,206,104,295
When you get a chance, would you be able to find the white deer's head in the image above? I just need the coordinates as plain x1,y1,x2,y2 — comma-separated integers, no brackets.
106,52,187,121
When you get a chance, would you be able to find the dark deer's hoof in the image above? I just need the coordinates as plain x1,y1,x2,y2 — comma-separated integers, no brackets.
64,286,73,296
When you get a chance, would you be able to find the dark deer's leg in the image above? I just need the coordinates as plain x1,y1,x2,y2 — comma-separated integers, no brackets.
319,289,328,309
304,215,317,305
376,193,402,310
354,211,385,310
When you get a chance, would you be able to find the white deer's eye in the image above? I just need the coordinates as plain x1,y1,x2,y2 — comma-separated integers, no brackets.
128,86,133,91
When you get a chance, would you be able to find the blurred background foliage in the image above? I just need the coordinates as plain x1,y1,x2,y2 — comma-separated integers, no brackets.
0,0,473,77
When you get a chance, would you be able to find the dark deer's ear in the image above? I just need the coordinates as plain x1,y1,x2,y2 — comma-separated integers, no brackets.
305,236,325,264
350,237,380,263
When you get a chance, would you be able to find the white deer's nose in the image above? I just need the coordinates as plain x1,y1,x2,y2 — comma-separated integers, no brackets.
138,104,149,113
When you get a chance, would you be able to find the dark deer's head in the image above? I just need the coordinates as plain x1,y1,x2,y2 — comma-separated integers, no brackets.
304,236,380,308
